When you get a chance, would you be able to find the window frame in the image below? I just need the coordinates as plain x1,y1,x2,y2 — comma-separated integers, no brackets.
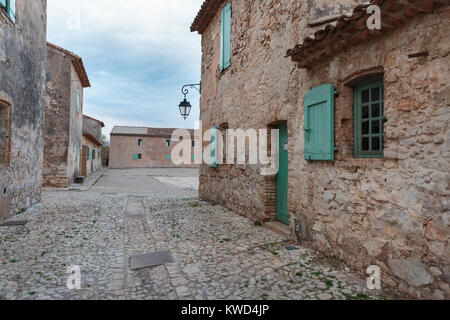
1,0,16,22
138,139,143,146
354,76,385,158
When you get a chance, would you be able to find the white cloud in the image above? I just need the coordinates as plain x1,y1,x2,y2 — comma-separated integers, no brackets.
47,0,204,136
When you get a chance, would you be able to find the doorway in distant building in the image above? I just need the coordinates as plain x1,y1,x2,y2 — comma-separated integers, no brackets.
276,122,289,225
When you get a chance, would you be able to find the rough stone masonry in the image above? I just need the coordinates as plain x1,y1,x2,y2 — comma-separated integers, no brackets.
0,0,47,221
192,0,449,299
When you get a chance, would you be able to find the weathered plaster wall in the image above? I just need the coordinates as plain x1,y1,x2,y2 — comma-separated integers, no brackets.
83,116,103,143
43,47,83,187
81,137,101,176
198,0,449,299
67,63,83,184
0,0,47,220
110,135,197,169
43,45,71,187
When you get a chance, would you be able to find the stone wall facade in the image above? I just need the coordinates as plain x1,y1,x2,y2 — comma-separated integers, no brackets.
43,43,88,187
81,115,104,176
81,136,102,177
0,0,47,221
195,0,449,299
110,127,198,169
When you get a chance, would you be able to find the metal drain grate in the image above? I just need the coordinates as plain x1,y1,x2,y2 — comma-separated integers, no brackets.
126,214,144,219
0,221,28,227
130,251,174,270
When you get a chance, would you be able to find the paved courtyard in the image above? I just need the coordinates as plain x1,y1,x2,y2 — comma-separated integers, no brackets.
0,168,385,300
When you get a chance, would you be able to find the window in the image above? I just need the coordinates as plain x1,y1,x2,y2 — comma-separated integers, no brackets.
220,3,232,72
0,101,11,166
192,140,195,148
354,76,384,158
92,149,96,160
210,126,219,168
165,154,171,161
138,154,142,160
166,139,171,147
133,154,138,161
219,122,229,165
138,139,143,146
87,148,91,160
0,0,16,22
76,88,80,113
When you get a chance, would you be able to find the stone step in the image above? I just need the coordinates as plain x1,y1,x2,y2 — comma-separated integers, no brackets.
265,221,291,240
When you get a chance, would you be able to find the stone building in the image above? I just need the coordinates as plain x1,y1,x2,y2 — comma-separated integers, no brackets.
109,126,198,169
0,0,47,221
192,0,449,298
81,115,104,177
43,42,91,187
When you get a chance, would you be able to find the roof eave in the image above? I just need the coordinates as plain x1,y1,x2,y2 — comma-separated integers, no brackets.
286,0,448,69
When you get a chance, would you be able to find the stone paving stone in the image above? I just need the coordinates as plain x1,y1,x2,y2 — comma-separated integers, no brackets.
0,169,388,300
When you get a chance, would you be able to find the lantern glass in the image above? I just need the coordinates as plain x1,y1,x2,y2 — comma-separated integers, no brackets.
179,99,192,120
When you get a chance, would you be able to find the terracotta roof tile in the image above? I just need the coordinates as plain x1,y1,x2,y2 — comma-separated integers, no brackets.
286,0,449,68
191,0,224,34
111,126,196,138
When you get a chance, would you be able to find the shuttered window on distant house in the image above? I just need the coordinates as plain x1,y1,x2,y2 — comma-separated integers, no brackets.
75,144,78,162
210,126,219,168
1,0,16,22
354,76,384,158
133,154,138,161
87,148,91,160
304,84,335,161
166,154,171,161
220,3,232,72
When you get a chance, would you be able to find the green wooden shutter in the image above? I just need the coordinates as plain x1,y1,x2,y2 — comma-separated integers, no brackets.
75,144,78,162
210,126,218,168
76,89,80,113
9,0,15,21
3,0,15,21
220,3,232,71
165,154,171,161
304,84,335,161
87,148,91,160
133,154,138,160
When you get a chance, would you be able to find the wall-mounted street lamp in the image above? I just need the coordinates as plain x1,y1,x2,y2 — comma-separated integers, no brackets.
179,83,201,120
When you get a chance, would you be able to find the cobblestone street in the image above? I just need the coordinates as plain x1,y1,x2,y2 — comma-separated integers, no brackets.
0,169,385,300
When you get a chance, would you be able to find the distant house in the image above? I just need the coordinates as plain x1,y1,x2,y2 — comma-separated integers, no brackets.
109,126,198,169
0,0,47,221
43,42,91,187
82,115,104,177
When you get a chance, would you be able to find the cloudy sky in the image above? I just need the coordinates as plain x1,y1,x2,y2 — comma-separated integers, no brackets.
47,0,204,138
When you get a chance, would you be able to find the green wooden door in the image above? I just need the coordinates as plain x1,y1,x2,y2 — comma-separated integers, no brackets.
276,122,289,225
